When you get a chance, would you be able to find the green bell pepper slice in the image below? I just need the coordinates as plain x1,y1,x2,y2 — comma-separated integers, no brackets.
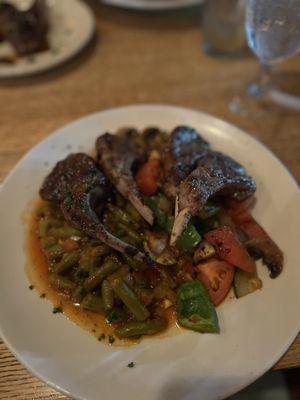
176,222,201,254
146,194,201,253
177,280,219,333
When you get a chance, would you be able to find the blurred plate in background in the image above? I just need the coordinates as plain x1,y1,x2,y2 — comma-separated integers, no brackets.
0,0,95,78
101,0,204,11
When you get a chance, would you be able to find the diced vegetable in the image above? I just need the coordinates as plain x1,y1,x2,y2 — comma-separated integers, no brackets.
145,194,173,232
176,280,219,333
193,241,216,263
196,259,234,305
234,267,262,298
143,232,177,265
205,226,254,273
135,159,160,196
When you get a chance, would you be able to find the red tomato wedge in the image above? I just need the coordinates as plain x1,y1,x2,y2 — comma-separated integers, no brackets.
135,159,160,196
196,258,234,305
229,210,283,278
205,226,254,273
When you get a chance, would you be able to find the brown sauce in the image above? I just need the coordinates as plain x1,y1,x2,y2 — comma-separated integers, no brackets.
25,200,181,346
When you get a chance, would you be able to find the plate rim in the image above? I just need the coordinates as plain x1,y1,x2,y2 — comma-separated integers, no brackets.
0,103,299,400
101,0,204,11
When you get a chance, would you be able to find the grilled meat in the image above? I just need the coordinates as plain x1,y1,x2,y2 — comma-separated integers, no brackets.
171,151,256,244
0,0,49,56
96,129,154,224
163,126,209,199
40,153,150,263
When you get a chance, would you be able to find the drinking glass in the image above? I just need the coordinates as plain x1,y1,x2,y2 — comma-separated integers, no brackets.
245,0,300,110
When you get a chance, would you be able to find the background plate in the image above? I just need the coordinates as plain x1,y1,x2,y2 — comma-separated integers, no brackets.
0,105,299,400
0,0,95,78
101,0,203,11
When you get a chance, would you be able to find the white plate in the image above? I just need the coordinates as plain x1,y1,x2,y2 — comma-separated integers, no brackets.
101,0,203,11
0,105,299,400
0,0,95,78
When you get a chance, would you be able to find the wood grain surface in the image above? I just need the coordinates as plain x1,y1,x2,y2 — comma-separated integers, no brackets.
0,1,299,398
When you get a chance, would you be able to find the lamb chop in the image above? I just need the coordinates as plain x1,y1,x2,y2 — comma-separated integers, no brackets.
0,0,49,56
40,153,150,263
162,126,209,199
96,129,154,225
170,151,256,244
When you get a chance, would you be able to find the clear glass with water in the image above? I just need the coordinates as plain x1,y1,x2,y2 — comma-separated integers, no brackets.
245,0,300,109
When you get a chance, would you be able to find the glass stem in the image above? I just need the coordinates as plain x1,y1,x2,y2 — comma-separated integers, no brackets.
248,63,273,98
259,63,272,93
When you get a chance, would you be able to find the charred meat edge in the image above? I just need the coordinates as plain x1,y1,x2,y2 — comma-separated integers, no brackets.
170,151,256,244
39,153,150,264
96,131,154,225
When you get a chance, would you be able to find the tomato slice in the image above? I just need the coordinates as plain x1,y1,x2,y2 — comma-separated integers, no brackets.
196,258,234,305
135,159,160,196
205,226,254,273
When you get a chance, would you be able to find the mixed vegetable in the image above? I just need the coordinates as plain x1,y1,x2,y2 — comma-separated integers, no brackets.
33,125,283,343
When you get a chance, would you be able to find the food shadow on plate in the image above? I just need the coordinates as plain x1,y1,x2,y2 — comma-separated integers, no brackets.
0,28,97,86
158,369,297,400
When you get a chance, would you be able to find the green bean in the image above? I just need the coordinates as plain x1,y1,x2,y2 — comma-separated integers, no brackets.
72,285,87,302
81,294,105,314
50,273,76,291
107,266,131,284
49,225,83,239
84,256,121,292
107,204,139,229
117,222,141,243
45,244,65,259
115,194,126,208
101,280,114,311
41,236,57,249
53,251,80,274
39,218,51,237
115,319,167,338
120,235,141,248
125,202,142,222
36,204,51,218
123,255,146,271
79,246,108,271
111,278,150,321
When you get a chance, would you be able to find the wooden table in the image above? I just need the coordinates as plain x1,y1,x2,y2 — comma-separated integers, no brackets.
0,2,299,398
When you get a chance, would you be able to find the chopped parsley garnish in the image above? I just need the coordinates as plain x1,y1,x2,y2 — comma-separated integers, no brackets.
108,335,115,344
29,285,34,290
52,306,63,314
127,362,135,368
